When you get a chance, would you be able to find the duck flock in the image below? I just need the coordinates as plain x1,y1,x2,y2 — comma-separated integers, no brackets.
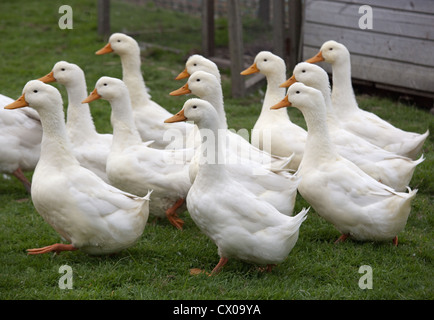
1,33,429,275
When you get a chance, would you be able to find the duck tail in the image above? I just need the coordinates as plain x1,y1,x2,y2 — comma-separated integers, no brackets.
143,189,153,201
406,129,429,159
395,187,418,223
286,207,309,234
404,186,418,202
413,154,425,166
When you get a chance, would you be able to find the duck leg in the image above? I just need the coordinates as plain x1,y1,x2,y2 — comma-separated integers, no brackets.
266,264,276,272
27,244,78,255
12,168,31,193
259,264,277,272
392,236,398,246
209,257,229,276
334,234,349,244
165,198,185,230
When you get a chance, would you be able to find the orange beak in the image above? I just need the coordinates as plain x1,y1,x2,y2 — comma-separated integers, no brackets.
38,71,56,83
164,109,187,123
305,51,324,64
175,68,190,81
95,43,114,55
4,94,29,110
240,63,259,75
170,83,191,96
82,88,102,103
280,74,297,88
270,95,292,110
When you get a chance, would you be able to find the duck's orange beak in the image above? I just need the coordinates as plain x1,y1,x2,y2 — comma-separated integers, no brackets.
170,83,191,96
96,43,113,55
305,51,324,64
38,71,56,83
4,94,29,110
164,109,187,123
240,63,259,75
82,88,101,103
271,95,291,110
280,74,297,88
175,68,190,80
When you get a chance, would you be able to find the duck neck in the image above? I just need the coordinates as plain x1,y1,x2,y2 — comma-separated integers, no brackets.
197,119,227,175
37,105,79,167
330,55,359,113
201,89,228,130
119,50,151,109
299,105,338,169
317,82,340,129
109,93,143,152
260,70,290,123
64,79,98,141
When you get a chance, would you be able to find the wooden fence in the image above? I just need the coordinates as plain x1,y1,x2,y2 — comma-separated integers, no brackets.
302,0,434,99
98,0,434,100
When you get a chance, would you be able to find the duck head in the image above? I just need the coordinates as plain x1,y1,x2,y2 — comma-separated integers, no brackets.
5,80,62,112
271,82,325,113
170,70,219,97
39,61,85,86
281,62,330,90
175,54,220,82
241,51,285,77
305,40,350,64
165,98,218,129
83,76,128,103
96,33,140,57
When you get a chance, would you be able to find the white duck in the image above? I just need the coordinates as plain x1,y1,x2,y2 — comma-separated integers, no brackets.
281,62,424,192
4,80,151,255
165,98,309,275
168,73,300,216
175,54,221,84
38,61,112,183
83,76,193,230
96,33,194,149
170,69,293,173
0,93,41,193
272,83,417,245
306,40,429,159
241,51,306,171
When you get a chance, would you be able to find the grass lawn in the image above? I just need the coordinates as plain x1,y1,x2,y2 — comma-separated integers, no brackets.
0,0,432,302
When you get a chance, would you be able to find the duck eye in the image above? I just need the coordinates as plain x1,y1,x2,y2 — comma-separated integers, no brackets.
103,83,107,86
33,90,38,93
193,63,197,66
264,59,267,62
192,105,197,109
296,91,300,94
302,70,305,73
117,40,121,42
196,79,200,82
329,48,333,50
61,68,65,71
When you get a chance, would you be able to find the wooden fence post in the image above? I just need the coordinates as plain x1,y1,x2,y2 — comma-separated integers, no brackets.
227,0,245,98
288,0,302,73
98,0,110,38
202,0,215,57
258,0,270,25
272,0,286,59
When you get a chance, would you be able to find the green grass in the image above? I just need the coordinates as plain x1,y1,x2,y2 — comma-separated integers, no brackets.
0,0,433,301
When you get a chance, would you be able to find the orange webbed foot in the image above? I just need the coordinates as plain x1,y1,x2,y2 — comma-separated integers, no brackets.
166,198,185,230
27,243,77,255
